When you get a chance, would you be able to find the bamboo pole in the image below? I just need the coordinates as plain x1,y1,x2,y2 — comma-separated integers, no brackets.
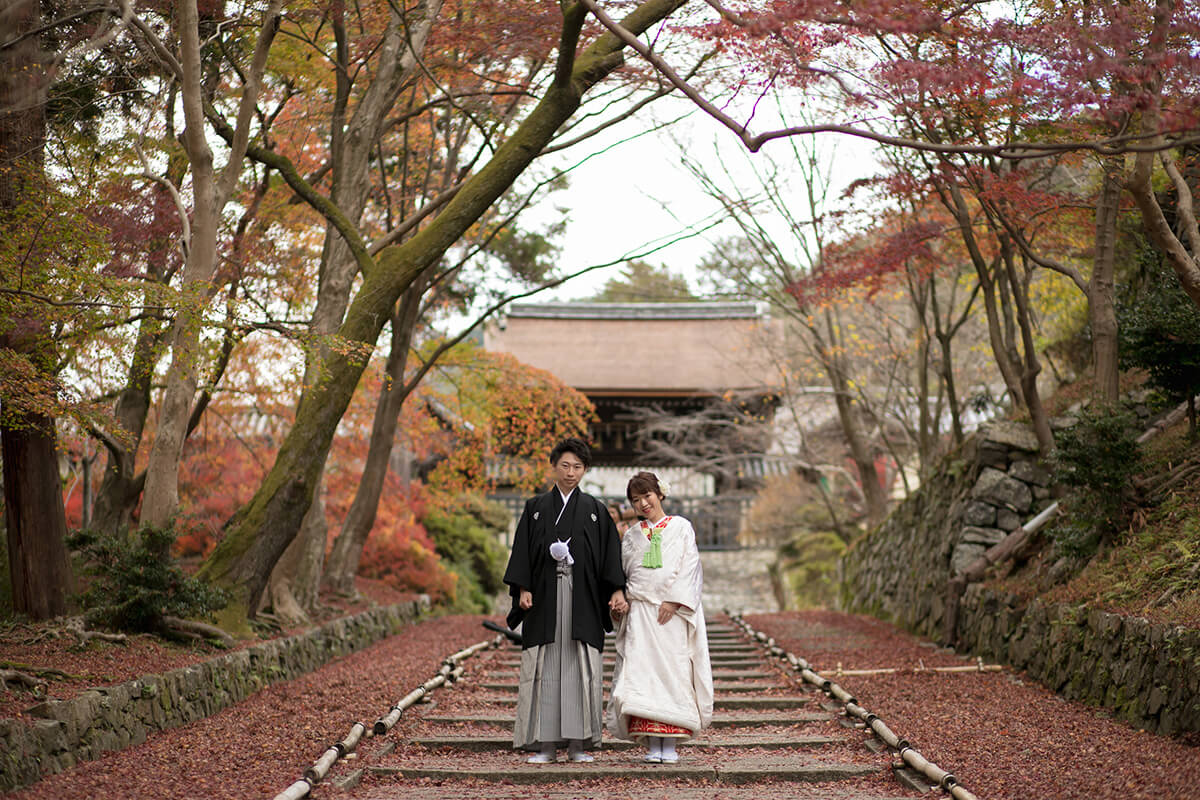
730,613,981,800
277,636,496,799
832,663,1004,677
942,501,1060,647
338,721,366,755
304,746,340,783
273,778,311,800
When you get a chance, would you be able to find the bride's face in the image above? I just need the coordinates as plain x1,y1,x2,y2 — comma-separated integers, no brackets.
629,489,665,521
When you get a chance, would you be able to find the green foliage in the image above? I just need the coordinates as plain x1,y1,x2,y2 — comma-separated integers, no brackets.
1046,461,1200,627
1118,256,1200,433
774,531,848,608
592,260,699,303
422,493,509,613
67,524,228,633
1050,405,1142,558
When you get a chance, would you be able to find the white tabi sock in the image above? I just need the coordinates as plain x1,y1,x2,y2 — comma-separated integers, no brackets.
660,737,677,760
646,736,662,759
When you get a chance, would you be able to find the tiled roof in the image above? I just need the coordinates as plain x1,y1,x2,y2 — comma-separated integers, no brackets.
485,302,781,394
504,301,762,320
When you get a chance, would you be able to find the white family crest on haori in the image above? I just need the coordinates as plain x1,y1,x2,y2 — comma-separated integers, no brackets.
590,512,597,522
533,511,540,520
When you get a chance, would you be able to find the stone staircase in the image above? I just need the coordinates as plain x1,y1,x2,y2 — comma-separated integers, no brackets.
322,619,917,798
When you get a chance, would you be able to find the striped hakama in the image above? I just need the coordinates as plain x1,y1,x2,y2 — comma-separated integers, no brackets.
513,559,604,750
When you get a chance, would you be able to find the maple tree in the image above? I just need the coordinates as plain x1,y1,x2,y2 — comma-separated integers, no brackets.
590,0,1200,420
183,0,692,624
686,127,902,524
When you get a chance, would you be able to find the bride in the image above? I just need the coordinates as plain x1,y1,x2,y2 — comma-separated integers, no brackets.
607,471,713,763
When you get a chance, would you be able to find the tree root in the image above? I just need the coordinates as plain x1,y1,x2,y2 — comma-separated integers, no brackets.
64,617,128,648
0,660,88,681
0,669,46,696
162,616,235,648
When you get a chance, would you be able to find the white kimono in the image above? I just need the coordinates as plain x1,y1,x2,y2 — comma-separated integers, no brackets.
607,515,714,740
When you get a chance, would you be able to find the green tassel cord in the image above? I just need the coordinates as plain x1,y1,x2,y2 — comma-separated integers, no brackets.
642,530,664,568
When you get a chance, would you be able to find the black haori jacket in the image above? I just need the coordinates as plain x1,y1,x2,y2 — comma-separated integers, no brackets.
503,488,626,651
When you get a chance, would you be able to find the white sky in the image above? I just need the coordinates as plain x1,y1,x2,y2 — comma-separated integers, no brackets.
527,97,882,301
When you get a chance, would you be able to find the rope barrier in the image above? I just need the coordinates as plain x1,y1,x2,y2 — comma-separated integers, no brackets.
272,632,505,800
728,612,982,800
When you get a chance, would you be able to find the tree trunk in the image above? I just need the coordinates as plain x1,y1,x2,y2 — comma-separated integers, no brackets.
2,413,74,619
814,309,889,524
324,276,426,595
259,1,445,616
1003,246,1055,455
1126,0,1200,313
261,488,327,624
929,286,965,447
944,183,1027,409
197,0,690,620
1091,157,1122,404
911,276,934,479
0,0,74,619
140,0,282,529
90,309,163,534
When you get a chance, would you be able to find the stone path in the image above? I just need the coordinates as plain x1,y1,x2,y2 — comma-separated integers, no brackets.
315,618,921,799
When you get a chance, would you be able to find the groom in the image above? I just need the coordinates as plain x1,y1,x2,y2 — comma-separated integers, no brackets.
503,437,628,763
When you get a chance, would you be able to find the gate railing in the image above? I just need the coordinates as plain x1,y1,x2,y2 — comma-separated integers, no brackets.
489,492,756,550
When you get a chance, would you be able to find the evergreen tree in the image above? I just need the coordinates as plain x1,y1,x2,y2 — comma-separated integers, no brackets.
1120,256,1200,435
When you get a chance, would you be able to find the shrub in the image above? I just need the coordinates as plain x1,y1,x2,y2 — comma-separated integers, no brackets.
1051,405,1142,558
67,524,228,633
1119,252,1200,435
774,531,848,609
357,517,458,605
422,493,508,613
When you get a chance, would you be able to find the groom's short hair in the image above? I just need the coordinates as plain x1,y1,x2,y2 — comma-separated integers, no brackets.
549,437,591,468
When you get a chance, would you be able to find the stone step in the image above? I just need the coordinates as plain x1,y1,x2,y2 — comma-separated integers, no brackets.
477,681,786,694
364,760,878,785
493,657,766,670
478,695,810,711
484,662,768,681
416,712,832,728
409,734,842,751
346,786,916,800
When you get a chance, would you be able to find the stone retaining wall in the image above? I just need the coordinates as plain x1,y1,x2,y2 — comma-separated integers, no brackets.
0,598,430,792
839,421,1053,641
957,587,1200,735
839,420,1200,736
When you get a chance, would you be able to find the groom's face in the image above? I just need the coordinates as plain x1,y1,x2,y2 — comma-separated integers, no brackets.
553,452,586,494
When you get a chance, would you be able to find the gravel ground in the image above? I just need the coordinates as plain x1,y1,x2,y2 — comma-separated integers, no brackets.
744,610,1200,800
4,607,1196,799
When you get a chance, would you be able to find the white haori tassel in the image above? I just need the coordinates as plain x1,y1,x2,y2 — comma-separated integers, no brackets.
549,538,574,566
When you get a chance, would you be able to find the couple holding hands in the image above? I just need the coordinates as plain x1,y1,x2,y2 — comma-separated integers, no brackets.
503,437,714,765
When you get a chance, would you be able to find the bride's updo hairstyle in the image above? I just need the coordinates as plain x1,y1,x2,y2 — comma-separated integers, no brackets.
626,471,663,502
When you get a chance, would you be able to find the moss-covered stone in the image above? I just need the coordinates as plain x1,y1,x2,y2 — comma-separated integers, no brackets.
839,422,1200,737
0,597,430,793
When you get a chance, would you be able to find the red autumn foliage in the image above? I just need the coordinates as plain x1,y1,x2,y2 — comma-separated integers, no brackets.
328,478,458,604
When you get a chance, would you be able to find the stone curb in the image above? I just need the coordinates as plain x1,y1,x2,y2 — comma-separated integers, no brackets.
0,597,430,792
